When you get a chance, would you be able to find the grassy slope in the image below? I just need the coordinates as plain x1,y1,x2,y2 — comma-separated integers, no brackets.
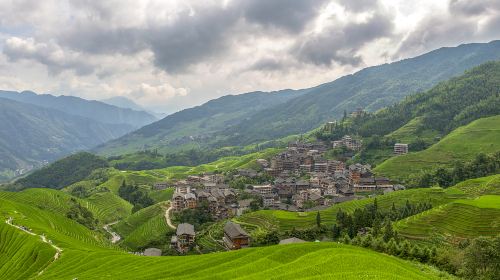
386,117,440,143
113,202,172,250
236,187,464,234
38,243,450,280
395,175,500,243
0,223,55,280
375,115,500,180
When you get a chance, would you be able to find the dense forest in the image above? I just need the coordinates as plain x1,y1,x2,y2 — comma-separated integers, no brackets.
12,152,109,190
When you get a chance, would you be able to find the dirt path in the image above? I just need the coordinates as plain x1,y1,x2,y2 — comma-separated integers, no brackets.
5,217,62,276
164,205,176,230
103,221,121,243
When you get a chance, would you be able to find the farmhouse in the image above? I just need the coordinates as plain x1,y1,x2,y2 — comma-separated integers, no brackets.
394,143,409,155
171,223,196,253
223,222,250,250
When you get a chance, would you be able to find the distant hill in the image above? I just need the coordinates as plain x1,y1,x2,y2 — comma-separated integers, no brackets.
95,89,308,155
96,40,500,156
13,152,109,190
100,96,146,112
0,90,157,128
0,98,127,181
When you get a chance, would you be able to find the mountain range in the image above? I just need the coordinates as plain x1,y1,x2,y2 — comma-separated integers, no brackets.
0,90,157,128
0,91,157,180
96,40,500,156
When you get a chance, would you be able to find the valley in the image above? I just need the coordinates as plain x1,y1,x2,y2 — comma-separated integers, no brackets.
1,44,499,280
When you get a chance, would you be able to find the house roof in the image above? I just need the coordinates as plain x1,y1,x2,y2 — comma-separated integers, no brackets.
279,237,306,245
144,248,162,256
173,192,184,198
224,222,249,239
176,223,195,236
184,193,196,200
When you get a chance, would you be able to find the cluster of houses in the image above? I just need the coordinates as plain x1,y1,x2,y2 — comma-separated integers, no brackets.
251,140,403,210
171,183,238,220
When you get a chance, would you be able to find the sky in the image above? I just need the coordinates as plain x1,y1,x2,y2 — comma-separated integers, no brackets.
0,0,499,114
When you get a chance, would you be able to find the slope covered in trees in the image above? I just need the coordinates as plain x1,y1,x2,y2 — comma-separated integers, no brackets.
13,152,109,190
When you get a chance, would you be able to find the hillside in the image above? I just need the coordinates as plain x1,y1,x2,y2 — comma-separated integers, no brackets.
0,98,131,181
95,89,307,155
214,41,500,146
0,90,157,128
12,152,109,190
374,115,500,180
395,175,500,244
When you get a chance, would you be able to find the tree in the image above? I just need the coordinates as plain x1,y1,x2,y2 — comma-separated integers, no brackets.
316,211,321,227
462,236,500,280
383,221,394,242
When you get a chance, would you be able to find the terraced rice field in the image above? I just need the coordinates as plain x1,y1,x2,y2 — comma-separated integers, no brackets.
396,195,500,242
0,197,111,250
452,174,500,196
83,191,132,223
113,202,172,250
0,223,55,280
236,187,463,232
35,243,451,280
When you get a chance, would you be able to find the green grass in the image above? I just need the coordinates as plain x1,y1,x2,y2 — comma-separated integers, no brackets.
386,117,440,143
83,191,133,223
452,174,500,197
396,195,500,243
394,176,500,244
113,202,172,250
0,223,55,280
375,115,500,180
236,187,464,233
36,243,452,280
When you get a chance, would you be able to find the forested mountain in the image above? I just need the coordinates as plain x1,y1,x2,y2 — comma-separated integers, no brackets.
356,61,500,138
12,152,109,190
317,61,500,179
222,40,500,146
0,98,130,181
96,40,500,156
0,90,157,128
95,89,308,155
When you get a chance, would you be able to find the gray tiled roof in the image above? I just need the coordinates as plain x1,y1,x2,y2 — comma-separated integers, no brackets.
176,223,195,236
224,222,249,239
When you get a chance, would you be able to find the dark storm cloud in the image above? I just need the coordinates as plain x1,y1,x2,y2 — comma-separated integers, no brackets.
237,0,328,33
449,0,500,15
55,0,329,73
292,12,394,67
337,0,379,12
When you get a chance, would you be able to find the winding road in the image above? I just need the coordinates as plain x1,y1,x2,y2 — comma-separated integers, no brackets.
5,217,62,276
164,205,175,230
103,221,121,243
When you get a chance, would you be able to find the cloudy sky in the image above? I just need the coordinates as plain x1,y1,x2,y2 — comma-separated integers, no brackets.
0,0,498,113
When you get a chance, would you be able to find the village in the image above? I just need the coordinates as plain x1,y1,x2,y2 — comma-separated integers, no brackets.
150,121,409,254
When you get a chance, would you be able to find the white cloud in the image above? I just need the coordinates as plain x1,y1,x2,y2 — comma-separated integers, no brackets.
0,0,498,113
